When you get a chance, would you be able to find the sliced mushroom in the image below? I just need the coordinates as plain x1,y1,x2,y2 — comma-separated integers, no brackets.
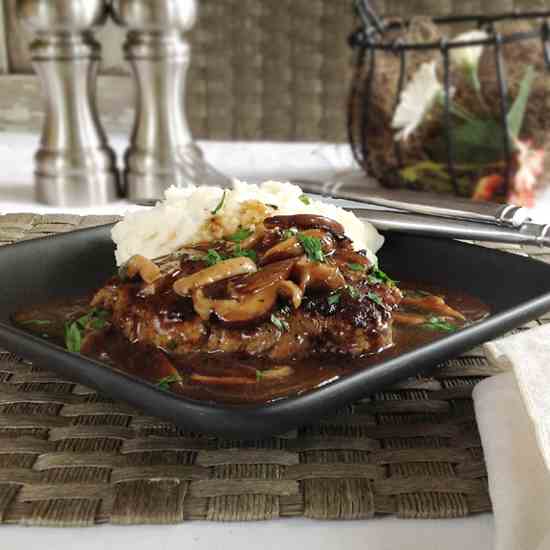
192,286,278,325
333,249,371,270
122,255,162,284
293,258,346,292
192,278,302,326
277,280,303,309
228,257,301,297
264,214,345,238
173,257,257,297
260,229,335,265
401,295,466,321
393,312,428,326
239,224,266,249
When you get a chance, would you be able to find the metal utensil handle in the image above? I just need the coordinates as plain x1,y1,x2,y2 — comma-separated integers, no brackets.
351,208,550,247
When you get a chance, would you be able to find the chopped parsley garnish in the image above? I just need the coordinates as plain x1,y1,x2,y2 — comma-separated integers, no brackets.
211,190,227,215
256,370,264,382
327,293,341,306
64,308,110,353
421,317,458,333
368,267,397,286
157,373,183,391
205,249,225,266
367,292,382,306
282,227,298,240
271,314,289,332
20,319,52,326
348,262,366,272
299,194,311,205
347,285,360,300
228,227,253,242
297,233,325,263
233,244,258,263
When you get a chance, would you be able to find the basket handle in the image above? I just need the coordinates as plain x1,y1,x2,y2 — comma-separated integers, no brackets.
354,0,385,35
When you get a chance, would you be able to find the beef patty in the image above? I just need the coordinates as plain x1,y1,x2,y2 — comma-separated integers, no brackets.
91,215,402,360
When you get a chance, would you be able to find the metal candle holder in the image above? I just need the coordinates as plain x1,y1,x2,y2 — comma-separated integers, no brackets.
112,0,230,203
17,0,120,207
348,0,550,198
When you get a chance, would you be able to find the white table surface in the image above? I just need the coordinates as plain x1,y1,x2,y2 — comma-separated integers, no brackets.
0,135,495,550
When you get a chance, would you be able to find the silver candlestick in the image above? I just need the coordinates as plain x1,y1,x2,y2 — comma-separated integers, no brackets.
17,0,120,206
111,0,230,203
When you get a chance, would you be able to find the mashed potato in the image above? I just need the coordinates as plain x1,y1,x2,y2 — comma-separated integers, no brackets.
112,180,384,266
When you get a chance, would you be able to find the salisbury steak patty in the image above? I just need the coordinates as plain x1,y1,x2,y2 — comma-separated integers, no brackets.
92,215,402,360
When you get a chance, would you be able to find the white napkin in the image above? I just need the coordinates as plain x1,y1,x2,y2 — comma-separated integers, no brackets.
473,324,550,550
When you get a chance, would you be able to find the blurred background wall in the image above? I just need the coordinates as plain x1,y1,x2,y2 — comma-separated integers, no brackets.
1,0,549,141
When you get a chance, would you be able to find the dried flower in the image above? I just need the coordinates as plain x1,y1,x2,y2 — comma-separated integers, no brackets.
392,61,443,141
451,30,489,93
509,139,545,207
451,30,489,71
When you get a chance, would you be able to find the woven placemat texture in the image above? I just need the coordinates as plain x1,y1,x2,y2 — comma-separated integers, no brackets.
0,213,548,526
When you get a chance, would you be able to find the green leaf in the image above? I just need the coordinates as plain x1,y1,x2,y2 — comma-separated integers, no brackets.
367,292,383,306
507,65,535,139
327,293,341,306
421,317,458,333
347,262,366,272
228,227,253,242
451,118,507,164
211,190,227,215
297,233,325,263
299,195,311,205
20,319,52,326
271,314,290,332
157,373,182,391
64,322,82,353
256,370,264,382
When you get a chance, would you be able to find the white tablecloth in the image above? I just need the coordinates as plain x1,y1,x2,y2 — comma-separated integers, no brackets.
0,135,494,550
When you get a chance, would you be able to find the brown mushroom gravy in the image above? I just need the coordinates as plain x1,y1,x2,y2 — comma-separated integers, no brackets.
12,214,490,405
13,282,489,405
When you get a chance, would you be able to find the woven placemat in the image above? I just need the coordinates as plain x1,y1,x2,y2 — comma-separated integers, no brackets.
0,213,548,526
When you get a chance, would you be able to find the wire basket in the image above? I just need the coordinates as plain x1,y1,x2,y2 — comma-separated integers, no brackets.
347,1,550,206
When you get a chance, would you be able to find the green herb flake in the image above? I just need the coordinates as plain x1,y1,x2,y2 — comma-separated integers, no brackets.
347,286,360,300
327,293,341,306
20,319,52,326
211,190,227,215
271,314,290,332
421,317,458,333
233,244,258,263
367,292,383,306
157,373,183,391
256,370,264,382
297,233,325,263
205,249,225,266
228,227,253,243
299,194,311,205
348,262,366,272
167,339,178,351
282,227,298,240
369,267,397,287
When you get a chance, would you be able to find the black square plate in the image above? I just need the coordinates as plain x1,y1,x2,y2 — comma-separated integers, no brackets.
1,225,550,438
